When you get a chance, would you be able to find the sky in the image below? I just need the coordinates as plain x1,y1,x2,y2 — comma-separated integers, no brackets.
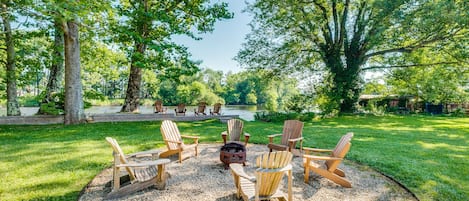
173,1,253,73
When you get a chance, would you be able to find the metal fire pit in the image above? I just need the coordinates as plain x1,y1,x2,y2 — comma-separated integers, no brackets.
220,142,246,169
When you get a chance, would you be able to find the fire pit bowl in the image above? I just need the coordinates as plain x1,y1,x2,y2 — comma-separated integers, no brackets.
220,142,246,169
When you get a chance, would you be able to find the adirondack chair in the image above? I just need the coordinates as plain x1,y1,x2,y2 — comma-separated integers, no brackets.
221,119,250,146
174,103,187,116
105,137,170,199
194,102,207,116
210,103,222,115
230,151,293,201
153,100,167,114
159,120,199,163
267,120,304,156
302,132,354,188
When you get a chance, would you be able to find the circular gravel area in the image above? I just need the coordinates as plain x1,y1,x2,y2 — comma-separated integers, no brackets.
79,144,417,201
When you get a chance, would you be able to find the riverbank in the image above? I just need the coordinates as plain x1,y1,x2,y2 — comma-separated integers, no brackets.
0,113,239,125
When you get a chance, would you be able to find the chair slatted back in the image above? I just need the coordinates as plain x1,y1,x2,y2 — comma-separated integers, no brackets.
176,103,186,113
105,137,137,181
196,102,206,113
326,132,353,171
255,151,293,197
280,120,304,146
227,119,243,142
212,103,221,114
154,100,164,113
160,120,184,150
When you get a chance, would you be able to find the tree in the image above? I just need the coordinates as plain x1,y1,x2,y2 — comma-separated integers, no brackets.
113,0,232,113
37,18,64,115
0,0,24,116
237,0,469,114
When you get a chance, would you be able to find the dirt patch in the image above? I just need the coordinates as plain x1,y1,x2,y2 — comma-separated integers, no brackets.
79,144,417,201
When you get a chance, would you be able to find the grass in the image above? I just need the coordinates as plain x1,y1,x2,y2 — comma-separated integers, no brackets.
0,115,468,201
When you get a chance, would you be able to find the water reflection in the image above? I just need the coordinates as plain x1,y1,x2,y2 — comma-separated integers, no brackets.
0,105,263,121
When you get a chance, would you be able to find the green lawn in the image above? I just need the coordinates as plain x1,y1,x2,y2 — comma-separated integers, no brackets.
0,115,467,200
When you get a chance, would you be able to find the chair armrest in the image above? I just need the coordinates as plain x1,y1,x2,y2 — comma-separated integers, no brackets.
117,159,170,167
181,135,200,139
303,147,333,153
268,133,282,143
288,137,303,142
230,164,256,182
267,134,283,138
243,133,250,146
303,154,342,161
164,139,183,144
127,149,160,158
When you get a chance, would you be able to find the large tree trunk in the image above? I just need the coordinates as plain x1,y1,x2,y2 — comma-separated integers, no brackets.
120,0,148,113
120,43,145,113
63,20,84,124
1,3,20,116
38,18,64,115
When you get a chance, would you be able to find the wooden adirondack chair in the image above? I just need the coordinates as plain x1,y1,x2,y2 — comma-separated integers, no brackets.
210,103,222,115
303,132,354,188
194,102,207,116
221,119,250,146
153,100,167,114
105,137,170,199
267,120,304,156
230,151,293,201
174,103,187,116
159,120,199,163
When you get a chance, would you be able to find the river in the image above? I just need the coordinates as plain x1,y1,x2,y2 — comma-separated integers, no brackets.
0,105,264,121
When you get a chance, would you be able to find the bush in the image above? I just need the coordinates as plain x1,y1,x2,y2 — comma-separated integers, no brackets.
254,111,315,122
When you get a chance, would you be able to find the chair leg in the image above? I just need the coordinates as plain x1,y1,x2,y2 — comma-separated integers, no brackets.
155,164,166,190
304,165,310,183
313,167,352,188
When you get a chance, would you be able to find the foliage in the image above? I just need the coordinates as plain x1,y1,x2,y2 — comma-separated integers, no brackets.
237,0,469,114
285,94,314,113
1,116,468,200
254,111,315,122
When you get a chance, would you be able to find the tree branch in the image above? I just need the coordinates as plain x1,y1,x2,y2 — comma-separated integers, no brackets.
312,0,333,45
362,62,460,71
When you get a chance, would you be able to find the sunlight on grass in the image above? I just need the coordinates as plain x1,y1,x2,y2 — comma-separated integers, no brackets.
0,116,468,200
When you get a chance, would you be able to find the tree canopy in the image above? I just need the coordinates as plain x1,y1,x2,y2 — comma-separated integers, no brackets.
237,0,469,114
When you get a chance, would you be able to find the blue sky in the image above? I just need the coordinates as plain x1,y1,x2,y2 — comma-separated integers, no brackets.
173,1,252,73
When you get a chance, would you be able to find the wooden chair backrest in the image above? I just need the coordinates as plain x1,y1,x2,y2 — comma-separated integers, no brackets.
154,100,164,112
196,102,206,113
280,120,304,146
105,137,136,181
212,103,221,113
227,119,243,141
160,120,184,150
176,103,186,113
255,151,293,197
326,132,353,171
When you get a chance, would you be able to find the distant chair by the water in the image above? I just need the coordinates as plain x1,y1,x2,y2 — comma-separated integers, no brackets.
210,103,222,115
194,102,207,116
153,100,167,114
174,103,187,116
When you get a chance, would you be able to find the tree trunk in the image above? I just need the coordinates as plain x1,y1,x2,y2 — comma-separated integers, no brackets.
120,0,149,113
1,3,20,116
38,18,64,114
120,64,142,112
63,20,84,124
120,43,145,113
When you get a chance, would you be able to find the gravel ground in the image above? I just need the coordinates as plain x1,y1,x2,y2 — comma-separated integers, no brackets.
79,144,417,201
